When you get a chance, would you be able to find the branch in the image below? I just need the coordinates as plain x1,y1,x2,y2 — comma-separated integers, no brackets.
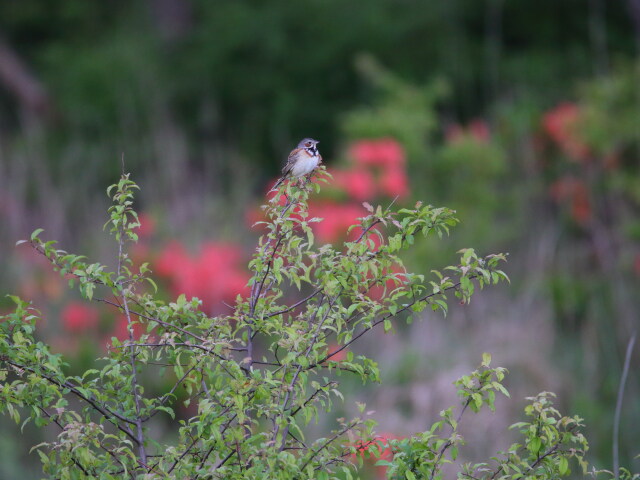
97,297,239,361
429,397,472,480
354,218,382,244
290,381,338,418
613,332,636,480
263,288,322,319
314,279,465,367
3,358,138,443
35,407,93,477
300,420,361,471
522,425,578,476
144,360,201,420
273,293,338,449
115,217,147,467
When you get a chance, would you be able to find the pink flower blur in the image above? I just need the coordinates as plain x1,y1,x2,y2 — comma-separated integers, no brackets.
155,241,249,313
350,138,406,168
542,102,590,162
379,166,409,199
331,168,377,201
549,176,592,224
61,301,99,333
135,213,156,238
309,201,366,243
445,119,491,144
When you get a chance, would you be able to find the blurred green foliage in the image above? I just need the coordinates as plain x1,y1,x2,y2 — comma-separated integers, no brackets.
0,0,636,164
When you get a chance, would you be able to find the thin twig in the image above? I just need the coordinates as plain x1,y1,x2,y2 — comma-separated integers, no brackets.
314,279,465,367
613,331,636,480
429,397,472,480
144,360,201,420
263,288,322,319
35,407,93,476
3,358,138,442
522,425,577,476
300,420,360,471
116,213,147,467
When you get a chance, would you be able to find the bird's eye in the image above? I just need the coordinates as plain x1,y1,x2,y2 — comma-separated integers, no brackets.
305,142,312,147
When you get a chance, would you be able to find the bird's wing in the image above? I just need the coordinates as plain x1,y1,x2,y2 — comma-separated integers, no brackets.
282,148,302,176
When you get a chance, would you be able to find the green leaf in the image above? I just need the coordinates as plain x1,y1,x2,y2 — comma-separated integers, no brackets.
558,456,569,475
528,437,541,454
30,228,44,240
450,445,458,460
146,277,158,293
383,319,392,333
481,352,491,367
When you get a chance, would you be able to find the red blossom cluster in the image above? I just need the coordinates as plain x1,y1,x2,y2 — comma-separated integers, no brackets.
445,119,491,144
61,301,99,332
341,138,409,200
308,200,367,244
549,176,592,225
325,342,348,362
540,103,597,225
542,102,590,162
154,241,249,314
50,213,248,351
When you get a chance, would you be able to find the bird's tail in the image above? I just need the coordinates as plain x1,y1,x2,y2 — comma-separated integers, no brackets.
271,175,287,191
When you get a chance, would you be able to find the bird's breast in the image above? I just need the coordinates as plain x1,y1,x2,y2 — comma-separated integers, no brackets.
290,154,320,177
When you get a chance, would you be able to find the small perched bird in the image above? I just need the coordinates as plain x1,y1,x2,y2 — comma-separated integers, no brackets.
272,138,322,190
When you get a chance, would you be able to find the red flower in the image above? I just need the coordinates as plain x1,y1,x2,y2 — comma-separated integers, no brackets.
350,139,406,168
549,177,591,224
570,183,591,224
155,241,190,277
61,302,99,333
154,241,249,313
309,201,366,243
469,119,491,142
445,119,491,144
135,213,156,238
379,166,409,199
325,342,348,362
331,168,377,201
352,432,401,479
542,103,590,162
634,255,640,276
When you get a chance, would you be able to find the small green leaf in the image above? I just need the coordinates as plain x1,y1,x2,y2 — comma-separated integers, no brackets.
383,319,392,333
481,352,491,367
558,456,569,475
146,277,158,293
528,437,541,454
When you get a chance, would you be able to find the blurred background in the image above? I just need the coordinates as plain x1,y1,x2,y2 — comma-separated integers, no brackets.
0,0,639,478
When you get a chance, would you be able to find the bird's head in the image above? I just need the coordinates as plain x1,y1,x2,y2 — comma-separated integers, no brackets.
298,138,319,153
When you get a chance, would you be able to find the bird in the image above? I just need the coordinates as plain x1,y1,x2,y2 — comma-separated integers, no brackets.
272,138,322,190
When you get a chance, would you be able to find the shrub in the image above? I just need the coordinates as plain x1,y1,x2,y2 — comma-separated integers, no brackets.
0,170,598,479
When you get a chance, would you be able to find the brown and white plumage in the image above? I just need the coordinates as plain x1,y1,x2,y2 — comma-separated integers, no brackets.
272,138,322,190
